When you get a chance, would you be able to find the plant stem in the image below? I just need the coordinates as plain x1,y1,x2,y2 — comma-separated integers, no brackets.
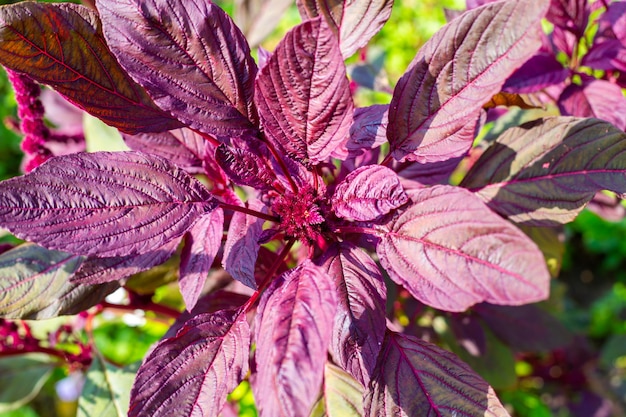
219,202,280,222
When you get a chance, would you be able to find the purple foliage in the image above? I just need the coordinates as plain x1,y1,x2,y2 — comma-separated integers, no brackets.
0,0,624,415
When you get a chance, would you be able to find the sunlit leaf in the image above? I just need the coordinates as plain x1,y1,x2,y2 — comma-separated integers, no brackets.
324,363,364,417
0,354,56,413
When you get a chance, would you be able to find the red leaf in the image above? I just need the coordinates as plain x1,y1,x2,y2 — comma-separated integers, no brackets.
364,330,509,416
387,0,548,163
377,185,549,312
255,18,353,166
129,310,250,417
253,261,337,417
97,0,258,138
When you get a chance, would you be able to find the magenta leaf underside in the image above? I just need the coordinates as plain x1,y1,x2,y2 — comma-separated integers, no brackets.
387,0,548,163
347,104,389,157
253,261,337,417
461,117,626,226
129,310,250,417
558,78,626,130
97,0,258,139
377,185,550,312
0,151,217,257
364,330,509,416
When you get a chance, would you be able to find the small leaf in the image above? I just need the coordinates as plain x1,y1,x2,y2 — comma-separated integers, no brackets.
461,117,626,225
179,208,224,311
98,0,258,138
558,78,626,130
0,152,217,257
296,0,393,59
215,143,276,189
129,310,250,417
0,354,56,412
77,354,139,417
503,53,570,93
324,363,364,417
347,105,389,156
222,199,266,289
393,157,463,188
387,0,548,163
316,242,386,386
0,3,181,134
255,18,353,165
546,0,589,37
483,92,540,110
364,331,509,417
332,165,408,222
377,185,550,312
253,261,337,417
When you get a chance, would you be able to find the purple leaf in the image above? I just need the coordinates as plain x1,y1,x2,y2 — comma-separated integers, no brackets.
0,151,217,257
364,330,508,416
129,310,250,417
0,2,181,134
316,242,386,386
179,208,224,311
465,0,499,9
558,78,626,130
582,38,626,72
503,53,570,93
347,105,389,156
72,238,181,285
461,117,626,225
123,128,207,174
332,165,408,222
546,0,589,37
97,0,258,139
393,157,463,188
255,18,354,166
474,303,573,352
387,0,548,163
215,143,276,190
253,261,337,417
449,313,487,357
296,0,393,59
376,185,550,312
222,199,266,289
599,1,626,46
0,244,117,319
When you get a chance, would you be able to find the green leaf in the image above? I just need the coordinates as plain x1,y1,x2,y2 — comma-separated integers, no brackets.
324,364,363,417
77,353,139,417
0,2,181,134
0,244,116,319
0,353,56,412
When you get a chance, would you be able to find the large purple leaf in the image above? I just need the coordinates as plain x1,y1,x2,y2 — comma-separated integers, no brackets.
558,78,626,130
255,18,354,166
179,209,224,311
316,242,386,386
600,1,626,46
253,261,337,417
296,0,393,59
129,309,250,417
376,185,549,312
97,0,258,139
332,165,408,222
503,53,570,93
582,38,626,72
123,128,207,174
364,330,509,416
0,244,116,319
387,0,548,163
0,152,217,257
0,2,180,134
461,117,626,225
222,199,266,289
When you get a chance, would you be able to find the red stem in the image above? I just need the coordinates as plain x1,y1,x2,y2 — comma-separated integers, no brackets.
190,127,221,147
101,301,181,319
219,202,280,222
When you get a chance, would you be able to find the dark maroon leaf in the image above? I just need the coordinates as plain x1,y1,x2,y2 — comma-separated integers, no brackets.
558,78,626,130
72,238,181,285
377,185,550,312
393,157,463,188
215,143,276,190
364,330,508,416
179,209,224,311
255,18,353,166
474,303,573,352
123,128,207,174
449,313,487,357
461,117,626,225
296,0,393,59
0,152,216,257
97,0,258,139
503,53,570,93
387,0,548,163
129,310,250,417
332,165,408,222
222,199,266,289
546,0,589,37
316,242,386,386
0,2,181,134
253,261,337,417
347,105,389,156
